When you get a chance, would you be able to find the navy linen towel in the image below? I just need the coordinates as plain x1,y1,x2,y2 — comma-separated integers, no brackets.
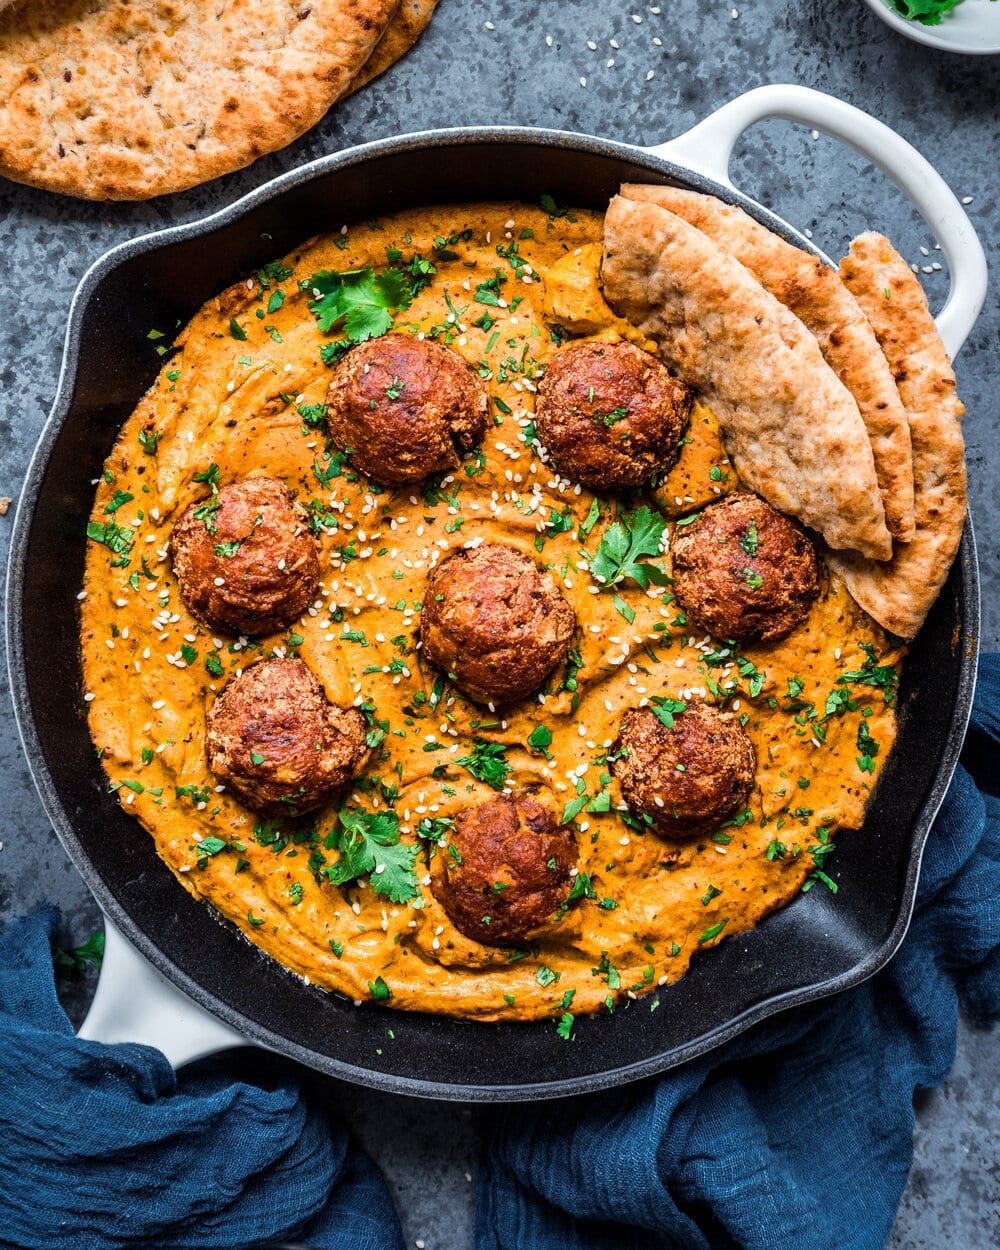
0,655,998,1250
0,917,404,1249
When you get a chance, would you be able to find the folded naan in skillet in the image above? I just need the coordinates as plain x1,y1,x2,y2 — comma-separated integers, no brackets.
620,184,916,542
829,233,967,639
601,194,893,562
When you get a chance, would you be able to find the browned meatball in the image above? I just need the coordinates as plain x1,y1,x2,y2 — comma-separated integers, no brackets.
534,340,692,491
206,657,368,816
170,475,320,637
671,491,821,643
431,792,576,945
419,542,576,705
611,702,755,840
325,333,488,484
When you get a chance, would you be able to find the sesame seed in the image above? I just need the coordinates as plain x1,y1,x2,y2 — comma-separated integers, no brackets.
587,39,597,49
580,76,587,87
484,20,495,30
962,195,973,204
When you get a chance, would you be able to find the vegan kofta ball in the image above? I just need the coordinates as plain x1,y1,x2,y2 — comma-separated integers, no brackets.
431,792,576,945
671,490,821,643
206,657,368,816
533,339,692,491
169,475,320,638
325,333,488,484
611,702,755,840
419,542,576,705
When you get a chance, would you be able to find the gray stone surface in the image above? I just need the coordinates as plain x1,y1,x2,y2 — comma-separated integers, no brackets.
0,1,997,1246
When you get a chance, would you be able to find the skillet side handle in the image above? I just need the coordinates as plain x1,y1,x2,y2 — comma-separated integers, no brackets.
645,84,987,360
78,915,249,1069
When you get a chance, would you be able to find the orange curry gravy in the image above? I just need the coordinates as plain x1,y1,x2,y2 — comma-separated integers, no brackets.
80,203,902,1025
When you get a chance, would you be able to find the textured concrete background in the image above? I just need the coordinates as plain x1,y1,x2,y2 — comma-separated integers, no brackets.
0,1,997,1247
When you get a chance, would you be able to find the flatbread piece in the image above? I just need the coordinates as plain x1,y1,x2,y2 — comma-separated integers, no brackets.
621,184,916,542
348,0,438,93
0,0,399,200
602,194,893,561
828,233,967,639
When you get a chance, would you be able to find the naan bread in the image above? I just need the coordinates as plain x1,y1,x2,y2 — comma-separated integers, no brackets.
602,194,893,561
621,184,916,542
348,0,438,92
828,233,967,639
0,0,399,200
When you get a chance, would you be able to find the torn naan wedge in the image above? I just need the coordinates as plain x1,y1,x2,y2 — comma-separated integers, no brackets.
602,195,893,561
829,233,966,639
621,184,916,541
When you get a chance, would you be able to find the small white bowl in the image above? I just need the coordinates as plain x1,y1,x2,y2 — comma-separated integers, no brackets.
863,0,1000,53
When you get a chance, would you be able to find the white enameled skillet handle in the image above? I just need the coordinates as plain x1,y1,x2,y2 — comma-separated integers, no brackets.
78,915,249,1068
646,84,987,360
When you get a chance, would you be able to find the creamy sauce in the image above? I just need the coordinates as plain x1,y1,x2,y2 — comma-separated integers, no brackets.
80,204,901,1023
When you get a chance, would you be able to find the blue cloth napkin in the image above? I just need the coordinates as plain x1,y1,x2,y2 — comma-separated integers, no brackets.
0,656,997,1250
479,652,1000,1250
0,914,404,1249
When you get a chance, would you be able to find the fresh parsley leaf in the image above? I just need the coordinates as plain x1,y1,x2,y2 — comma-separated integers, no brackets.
324,807,419,904
889,0,962,24
52,931,105,979
556,1011,575,1040
590,505,668,590
307,265,414,353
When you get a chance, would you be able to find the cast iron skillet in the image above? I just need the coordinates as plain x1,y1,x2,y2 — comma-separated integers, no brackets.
6,87,984,1099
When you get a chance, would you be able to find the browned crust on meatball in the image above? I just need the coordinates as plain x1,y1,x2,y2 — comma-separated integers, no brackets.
206,657,368,816
325,333,488,484
431,792,576,945
671,491,821,643
419,542,576,705
611,702,755,840
169,475,320,638
534,340,692,491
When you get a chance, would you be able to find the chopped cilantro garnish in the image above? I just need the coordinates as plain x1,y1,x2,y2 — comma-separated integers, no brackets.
698,918,729,944
527,724,554,757
368,976,392,1001
739,519,760,557
649,697,686,729
837,643,898,706
457,739,511,790
104,489,134,515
